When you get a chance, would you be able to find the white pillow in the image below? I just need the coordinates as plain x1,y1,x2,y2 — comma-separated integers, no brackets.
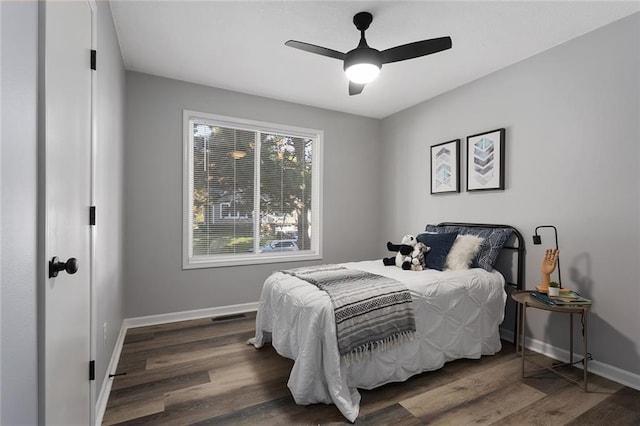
444,235,485,270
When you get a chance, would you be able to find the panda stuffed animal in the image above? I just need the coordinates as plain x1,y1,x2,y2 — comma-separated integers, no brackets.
382,234,416,270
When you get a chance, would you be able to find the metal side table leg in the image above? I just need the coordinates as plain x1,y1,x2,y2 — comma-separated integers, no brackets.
515,302,521,356
569,312,574,365
583,309,588,391
521,303,527,377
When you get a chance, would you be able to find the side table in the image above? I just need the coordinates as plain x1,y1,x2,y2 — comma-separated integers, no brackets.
512,290,590,391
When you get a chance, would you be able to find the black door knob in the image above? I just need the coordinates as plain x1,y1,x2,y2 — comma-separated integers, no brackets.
49,256,79,278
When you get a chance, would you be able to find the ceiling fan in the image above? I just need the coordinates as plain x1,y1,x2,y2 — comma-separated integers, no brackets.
285,11,452,96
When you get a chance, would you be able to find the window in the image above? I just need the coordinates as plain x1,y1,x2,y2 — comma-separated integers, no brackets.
183,110,322,268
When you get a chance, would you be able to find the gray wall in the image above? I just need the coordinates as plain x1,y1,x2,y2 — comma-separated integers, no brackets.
0,2,39,424
380,14,640,376
123,72,382,317
95,1,126,400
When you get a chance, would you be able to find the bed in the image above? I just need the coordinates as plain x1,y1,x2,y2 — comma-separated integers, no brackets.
249,223,524,422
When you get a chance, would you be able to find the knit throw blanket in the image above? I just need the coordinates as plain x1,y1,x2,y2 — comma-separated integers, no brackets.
283,265,416,362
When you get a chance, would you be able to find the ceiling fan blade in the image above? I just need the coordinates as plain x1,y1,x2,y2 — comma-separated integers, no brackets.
381,36,452,64
285,40,345,61
349,81,366,96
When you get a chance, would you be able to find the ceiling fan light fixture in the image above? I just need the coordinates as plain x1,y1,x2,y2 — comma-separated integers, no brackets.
345,63,380,84
344,48,382,84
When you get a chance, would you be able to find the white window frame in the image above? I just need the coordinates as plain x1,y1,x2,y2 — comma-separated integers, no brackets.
182,110,323,269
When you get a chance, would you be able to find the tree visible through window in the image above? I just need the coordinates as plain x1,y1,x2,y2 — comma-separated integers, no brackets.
184,111,322,268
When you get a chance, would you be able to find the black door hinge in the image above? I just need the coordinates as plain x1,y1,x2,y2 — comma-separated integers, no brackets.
89,206,96,226
90,50,97,70
89,360,95,381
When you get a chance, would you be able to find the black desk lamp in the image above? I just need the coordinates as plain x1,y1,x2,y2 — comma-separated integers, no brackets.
533,225,562,288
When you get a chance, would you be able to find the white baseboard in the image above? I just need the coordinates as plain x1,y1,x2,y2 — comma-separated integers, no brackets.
522,335,640,392
499,327,515,343
123,302,259,329
95,320,128,426
93,302,259,425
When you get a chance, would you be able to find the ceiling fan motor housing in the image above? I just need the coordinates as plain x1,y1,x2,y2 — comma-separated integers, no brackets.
343,47,382,72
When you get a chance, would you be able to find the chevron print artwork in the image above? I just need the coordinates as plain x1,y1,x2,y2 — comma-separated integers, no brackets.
431,140,459,193
435,146,452,188
473,137,495,185
467,128,505,191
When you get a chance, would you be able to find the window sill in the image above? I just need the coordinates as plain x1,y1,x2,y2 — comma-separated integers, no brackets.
183,251,322,269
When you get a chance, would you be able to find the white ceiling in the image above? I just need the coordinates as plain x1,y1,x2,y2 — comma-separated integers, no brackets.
109,1,639,119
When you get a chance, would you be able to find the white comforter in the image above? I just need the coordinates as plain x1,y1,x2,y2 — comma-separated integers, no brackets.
249,260,507,422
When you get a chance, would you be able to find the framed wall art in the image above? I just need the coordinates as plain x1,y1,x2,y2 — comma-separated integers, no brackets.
466,128,505,191
430,139,460,194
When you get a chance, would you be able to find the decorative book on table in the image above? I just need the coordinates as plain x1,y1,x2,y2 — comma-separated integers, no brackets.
531,290,592,306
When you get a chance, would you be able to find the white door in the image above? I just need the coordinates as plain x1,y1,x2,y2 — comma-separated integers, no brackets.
43,1,93,424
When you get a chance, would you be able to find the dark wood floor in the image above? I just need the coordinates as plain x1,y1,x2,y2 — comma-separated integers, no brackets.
103,312,640,425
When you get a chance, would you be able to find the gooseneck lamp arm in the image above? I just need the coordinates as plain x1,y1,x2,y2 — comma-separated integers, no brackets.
532,225,562,288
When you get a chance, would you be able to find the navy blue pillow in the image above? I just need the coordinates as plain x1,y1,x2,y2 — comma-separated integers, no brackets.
424,224,513,271
416,232,459,271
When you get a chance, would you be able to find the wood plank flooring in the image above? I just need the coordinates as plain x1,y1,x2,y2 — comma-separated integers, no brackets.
103,312,640,425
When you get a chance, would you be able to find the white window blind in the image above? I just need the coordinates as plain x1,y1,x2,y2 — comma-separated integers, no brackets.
183,111,322,268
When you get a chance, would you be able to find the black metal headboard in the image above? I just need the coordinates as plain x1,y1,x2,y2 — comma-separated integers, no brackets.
436,222,525,343
436,222,525,292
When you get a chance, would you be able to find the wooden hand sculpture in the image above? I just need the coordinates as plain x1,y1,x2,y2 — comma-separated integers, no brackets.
539,248,559,291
